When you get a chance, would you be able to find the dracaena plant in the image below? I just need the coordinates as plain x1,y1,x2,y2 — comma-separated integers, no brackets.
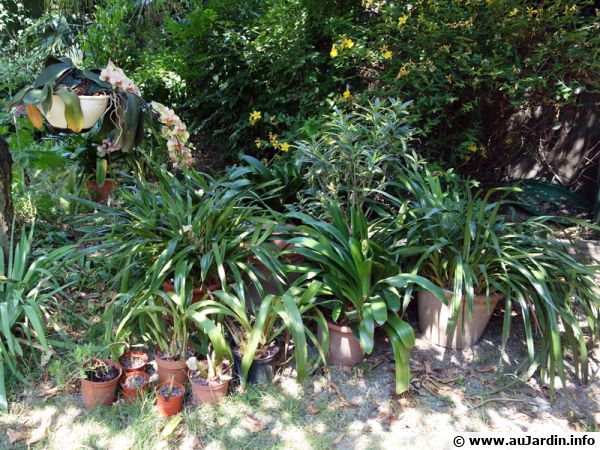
0,226,73,412
286,201,445,394
198,281,329,388
397,162,600,395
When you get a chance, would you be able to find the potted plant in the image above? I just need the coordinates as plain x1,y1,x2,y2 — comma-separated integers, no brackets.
111,262,231,386
80,359,122,408
119,349,148,373
156,379,185,417
288,202,445,394
120,370,151,402
396,161,599,394
199,282,328,388
187,351,232,405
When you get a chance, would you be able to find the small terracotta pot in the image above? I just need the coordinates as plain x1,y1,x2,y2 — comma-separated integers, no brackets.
119,350,148,373
320,322,365,367
154,346,190,385
190,375,229,406
418,290,503,349
120,371,150,402
162,281,220,303
156,382,185,417
80,359,122,408
87,180,117,204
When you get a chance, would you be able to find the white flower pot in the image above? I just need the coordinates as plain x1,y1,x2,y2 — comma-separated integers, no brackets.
40,94,108,130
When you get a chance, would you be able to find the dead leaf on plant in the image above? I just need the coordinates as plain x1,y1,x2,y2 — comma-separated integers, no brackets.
7,429,27,444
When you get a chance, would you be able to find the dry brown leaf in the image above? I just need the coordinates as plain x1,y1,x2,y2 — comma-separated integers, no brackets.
476,366,496,373
333,433,344,445
37,387,59,398
307,404,320,415
397,397,411,409
27,428,46,445
7,429,27,444
244,414,268,433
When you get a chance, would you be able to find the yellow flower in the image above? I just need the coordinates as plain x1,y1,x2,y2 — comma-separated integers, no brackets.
485,0,493,4
342,38,354,49
467,145,477,152
509,7,519,17
249,110,262,125
280,142,290,152
526,6,537,15
398,15,409,26
255,138,262,149
343,88,351,99
330,44,339,58
396,62,411,78
383,50,393,60
261,158,269,165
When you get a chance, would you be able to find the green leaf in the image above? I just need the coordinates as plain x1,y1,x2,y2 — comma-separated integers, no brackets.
55,87,83,132
371,298,388,325
96,159,107,188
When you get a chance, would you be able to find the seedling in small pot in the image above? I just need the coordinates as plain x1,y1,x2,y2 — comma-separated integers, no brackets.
156,379,185,416
187,349,232,406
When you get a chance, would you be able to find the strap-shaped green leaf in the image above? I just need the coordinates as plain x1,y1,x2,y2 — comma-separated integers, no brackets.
55,87,83,132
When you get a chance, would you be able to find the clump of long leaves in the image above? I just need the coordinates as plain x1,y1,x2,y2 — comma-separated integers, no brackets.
397,163,600,394
0,226,72,411
287,201,445,394
197,281,328,389
296,98,413,219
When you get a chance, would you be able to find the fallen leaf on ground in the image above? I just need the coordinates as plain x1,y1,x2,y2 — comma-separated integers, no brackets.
161,415,183,439
397,397,411,408
7,429,27,444
307,404,320,414
27,428,46,445
244,414,268,433
37,387,59,398
333,433,344,445
476,366,495,373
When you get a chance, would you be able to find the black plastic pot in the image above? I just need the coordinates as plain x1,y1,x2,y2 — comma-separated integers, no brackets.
233,346,280,385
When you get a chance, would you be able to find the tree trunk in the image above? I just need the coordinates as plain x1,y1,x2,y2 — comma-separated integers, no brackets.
0,136,12,255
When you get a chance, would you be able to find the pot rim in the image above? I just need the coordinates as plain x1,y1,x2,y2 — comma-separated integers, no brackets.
155,381,185,398
233,345,280,363
120,370,150,388
429,288,505,303
326,321,356,334
80,359,122,386
119,350,148,365
189,374,230,389
50,93,109,100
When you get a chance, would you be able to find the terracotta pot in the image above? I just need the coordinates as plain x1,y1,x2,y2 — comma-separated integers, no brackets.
119,350,148,373
162,281,220,303
80,359,122,408
320,322,365,367
190,375,229,406
156,382,185,417
41,94,108,130
418,290,503,349
87,180,117,204
120,371,150,402
154,346,190,385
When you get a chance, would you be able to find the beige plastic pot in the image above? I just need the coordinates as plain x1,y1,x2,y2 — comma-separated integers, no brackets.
319,322,365,367
41,94,108,130
418,290,503,349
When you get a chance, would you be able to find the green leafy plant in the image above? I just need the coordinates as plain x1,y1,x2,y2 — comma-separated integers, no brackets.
198,281,328,389
400,164,600,394
287,202,445,393
297,98,413,218
0,225,73,411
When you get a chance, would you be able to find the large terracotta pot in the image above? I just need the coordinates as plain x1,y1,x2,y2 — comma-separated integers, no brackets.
87,180,117,204
80,359,122,408
418,290,503,349
154,346,189,385
190,376,229,406
41,94,108,130
319,322,365,367
156,382,185,417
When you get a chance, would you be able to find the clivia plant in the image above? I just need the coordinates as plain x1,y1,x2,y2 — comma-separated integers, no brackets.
187,351,232,405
